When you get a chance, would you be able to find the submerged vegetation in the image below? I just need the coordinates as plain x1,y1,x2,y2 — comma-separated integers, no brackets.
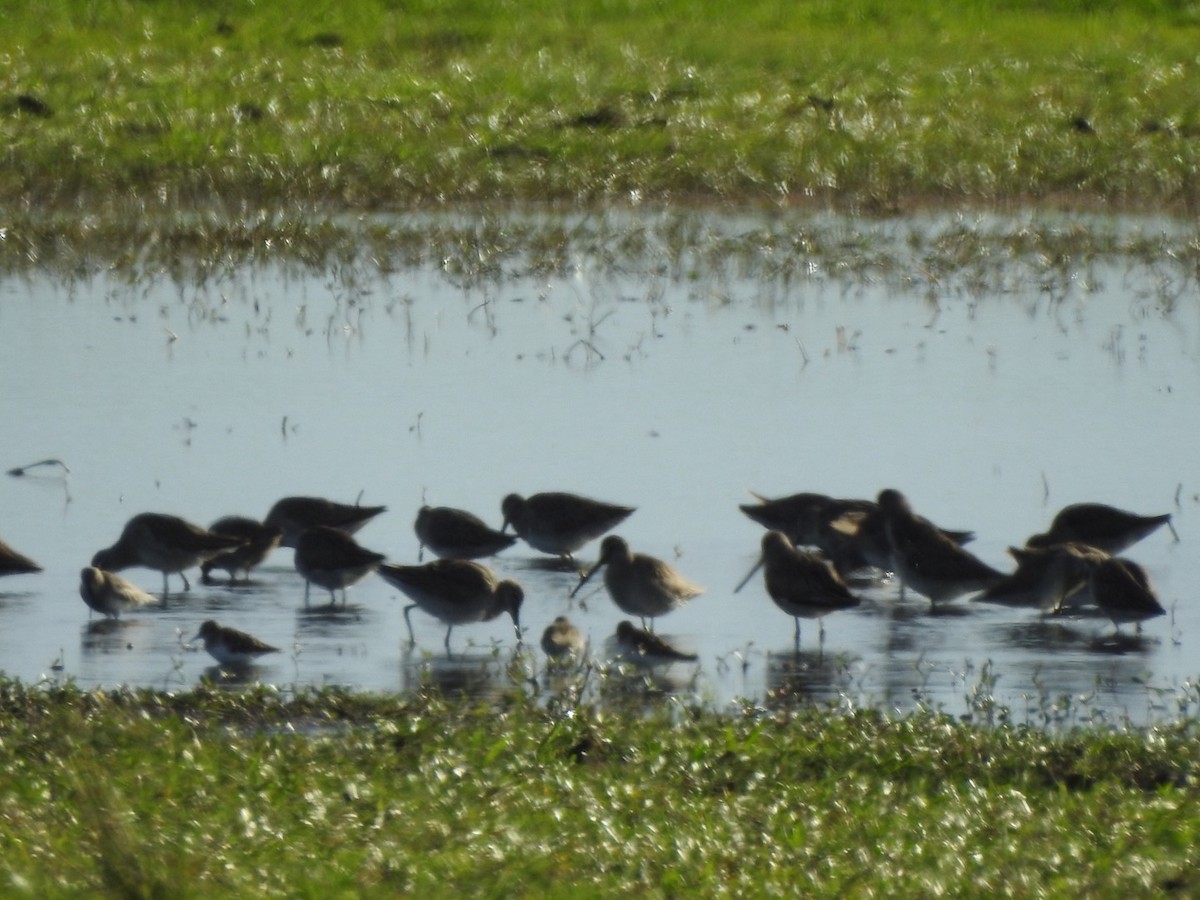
1,678,1200,895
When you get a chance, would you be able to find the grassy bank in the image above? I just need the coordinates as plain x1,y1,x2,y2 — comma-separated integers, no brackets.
3,0,1200,216
0,680,1198,895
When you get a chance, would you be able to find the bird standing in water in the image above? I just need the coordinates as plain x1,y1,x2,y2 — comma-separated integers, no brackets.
571,535,702,631
739,530,861,649
501,492,634,563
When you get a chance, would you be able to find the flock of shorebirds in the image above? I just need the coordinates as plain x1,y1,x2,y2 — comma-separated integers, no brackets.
0,488,1180,670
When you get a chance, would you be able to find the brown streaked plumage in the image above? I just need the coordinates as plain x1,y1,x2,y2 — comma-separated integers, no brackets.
293,525,385,607
752,531,860,648
191,619,279,666
976,543,1107,612
264,495,387,549
501,492,634,561
1083,556,1165,634
415,505,517,561
571,535,702,631
614,620,698,662
541,616,585,660
1026,502,1176,554
378,559,523,652
877,489,1004,603
79,567,157,619
91,513,244,595
0,539,41,577
200,516,283,584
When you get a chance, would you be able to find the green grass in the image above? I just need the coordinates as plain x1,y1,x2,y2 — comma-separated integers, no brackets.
3,0,1200,215
1,679,1199,896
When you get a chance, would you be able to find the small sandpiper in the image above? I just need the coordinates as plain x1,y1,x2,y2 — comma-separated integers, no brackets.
0,539,41,578
200,516,283,584
91,512,245,596
191,619,280,666
541,616,585,661
79,566,157,619
501,492,634,563
415,505,517,561
378,558,524,652
265,495,387,549
738,531,860,649
571,535,702,631
1025,502,1177,554
293,525,386,607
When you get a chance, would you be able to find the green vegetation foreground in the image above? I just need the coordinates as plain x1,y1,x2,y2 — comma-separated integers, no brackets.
3,0,1200,213
0,681,1198,896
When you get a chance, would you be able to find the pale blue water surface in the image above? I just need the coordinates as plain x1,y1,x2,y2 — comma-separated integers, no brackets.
1,209,1198,725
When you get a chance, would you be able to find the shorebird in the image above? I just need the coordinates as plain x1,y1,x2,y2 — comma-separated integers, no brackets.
740,491,975,577
378,559,524,652
200,516,283,584
501,492,634,562
91,513,244,595
293,525,386,607
976,543,1107,612
414,505,517,561
877,489,1004,604
1082,556,1165,634
740,531,860,648
190,619,280,666
614,620,698,662
264,495,387,549
739,492,878,547
571,535,702,631
541,616,585,661
1026,502,1177,554
79,567,157,619
0,539,41,577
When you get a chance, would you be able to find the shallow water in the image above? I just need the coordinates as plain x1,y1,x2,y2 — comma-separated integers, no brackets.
1,210,1198,724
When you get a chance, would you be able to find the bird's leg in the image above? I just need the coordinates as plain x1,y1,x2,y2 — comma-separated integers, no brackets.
404,605,417,645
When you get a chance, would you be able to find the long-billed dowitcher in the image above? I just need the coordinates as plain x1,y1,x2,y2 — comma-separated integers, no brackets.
191,619,280,666
976,543,1106,612
293,525,386,607
415,505,517,561
877,489,1004,604
79,567,157,619
741,491,975,577
91,513,244,596
378,559,524,652
200,516,283,584
745,531,861,648
0,539,41,577
1082,556,1165,634
541,616,585,660
265,495,387,549
614,620,698,662
1026,502,1177,554
501,492,635,562
571,535,702,630
739,492,878,546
